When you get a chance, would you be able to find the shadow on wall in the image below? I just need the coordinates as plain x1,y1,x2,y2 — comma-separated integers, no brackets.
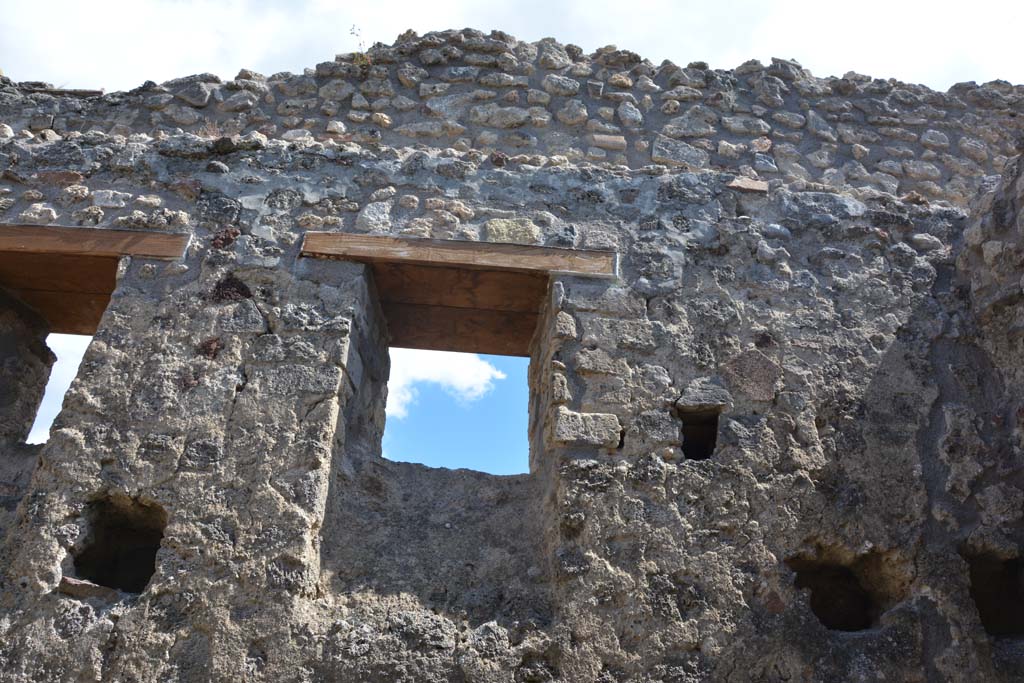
320,456,552,627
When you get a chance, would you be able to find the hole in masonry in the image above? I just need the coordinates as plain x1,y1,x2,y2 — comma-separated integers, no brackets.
72,495,167,594
26,333,91,444
382,349,529,475
786,549,910,632
679,409,720,460
787,559,876,631
964,554,1024,637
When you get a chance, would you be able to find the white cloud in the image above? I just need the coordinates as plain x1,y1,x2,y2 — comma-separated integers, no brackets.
1,0,1021,92
26,333,91,444
386,348,506,419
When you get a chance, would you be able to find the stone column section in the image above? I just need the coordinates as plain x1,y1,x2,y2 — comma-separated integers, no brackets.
0,289,55,548
0,247,385,681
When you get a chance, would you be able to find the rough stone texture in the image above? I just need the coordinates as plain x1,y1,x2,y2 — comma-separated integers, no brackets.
1,29,1021,205
0,291,54,545
0,27,1022,683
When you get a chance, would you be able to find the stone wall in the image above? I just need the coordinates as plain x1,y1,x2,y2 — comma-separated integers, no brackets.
0,28,1022,683
0,290,53,544
1,29,1022,211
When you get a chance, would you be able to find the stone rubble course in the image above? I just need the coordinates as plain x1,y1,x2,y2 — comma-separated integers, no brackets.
0,28,1021,206
0,27,1022,682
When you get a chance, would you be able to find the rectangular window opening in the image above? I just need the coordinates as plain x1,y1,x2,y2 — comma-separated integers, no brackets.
27,333,91,444
381,348,530,476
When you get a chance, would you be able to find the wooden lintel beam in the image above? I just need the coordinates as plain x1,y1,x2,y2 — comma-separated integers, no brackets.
6,290,112,335
383,302,538,356
373,262,548,314
0,252,118,294
0,224,190,259
302,233,617,278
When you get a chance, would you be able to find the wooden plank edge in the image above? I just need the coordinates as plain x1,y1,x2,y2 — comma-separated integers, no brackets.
0,224,191,259
300,232,617,278
382,302,537,356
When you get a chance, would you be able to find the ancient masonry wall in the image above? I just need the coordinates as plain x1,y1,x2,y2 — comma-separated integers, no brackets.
0,28,1022,682
0,290,54,543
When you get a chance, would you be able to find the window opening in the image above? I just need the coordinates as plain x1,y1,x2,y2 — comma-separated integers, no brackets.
965,554,1024,637
679,408,720,460
26,333,91,444
72,496,167,593
382,348,529,475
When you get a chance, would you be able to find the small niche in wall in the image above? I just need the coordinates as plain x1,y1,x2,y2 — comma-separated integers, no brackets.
72,496,167,594
678,408,721,460
964,554,1024,638
787,549,910,633
787,559,877,631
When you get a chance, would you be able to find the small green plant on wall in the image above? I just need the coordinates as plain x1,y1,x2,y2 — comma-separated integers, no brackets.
350,25,372,75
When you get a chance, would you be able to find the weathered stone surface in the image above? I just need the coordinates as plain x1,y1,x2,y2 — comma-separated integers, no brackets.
318,79,355,101
483,217,541,243
589,134,627,151
354,200,393,232
728,176,770,193
651,135,710,168
469,103,530,128
552,406,620,447
663,104,719,138
220,90,258,112
174,81,213,107
541,73,580,96
555,98,587,125
616,100,643,127
806,109,837,141
721,115,771,135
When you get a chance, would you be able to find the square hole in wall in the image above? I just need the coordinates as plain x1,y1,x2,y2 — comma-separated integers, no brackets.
679,408,721,460
72,495,167,594
381,348,529,475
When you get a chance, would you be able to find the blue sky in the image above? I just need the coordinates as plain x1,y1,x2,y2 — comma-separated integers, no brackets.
29,336,530,475
384,351,529,474
27,334,91,445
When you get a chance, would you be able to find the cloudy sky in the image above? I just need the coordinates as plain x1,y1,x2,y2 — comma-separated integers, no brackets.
2,0,1022,92
11,1,1022,471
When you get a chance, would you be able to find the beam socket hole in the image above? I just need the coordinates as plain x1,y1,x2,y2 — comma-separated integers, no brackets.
965,554,1024,638
72,496,167,594
679,409,720,460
